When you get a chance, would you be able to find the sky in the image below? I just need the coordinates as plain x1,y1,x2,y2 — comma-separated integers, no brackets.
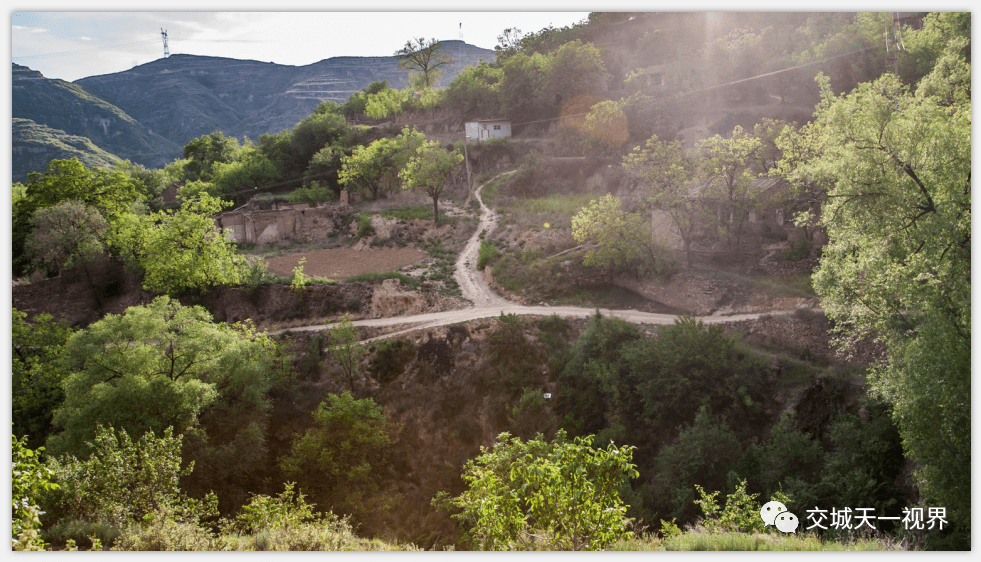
10,7,592,82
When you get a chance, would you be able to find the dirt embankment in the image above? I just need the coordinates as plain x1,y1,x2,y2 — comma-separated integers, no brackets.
12,258,465,331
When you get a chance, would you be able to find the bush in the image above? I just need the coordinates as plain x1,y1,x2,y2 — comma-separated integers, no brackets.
368,339,415,384
285,182,337,206
356,214,375,238
477,239,501,270
774,237,812,261
44,518,121,550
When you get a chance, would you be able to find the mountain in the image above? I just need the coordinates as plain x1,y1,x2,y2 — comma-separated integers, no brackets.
12,118,122,182
73,40,495,144
11,63,184,178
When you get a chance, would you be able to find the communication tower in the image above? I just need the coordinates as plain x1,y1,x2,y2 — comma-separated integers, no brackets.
161,28,170,58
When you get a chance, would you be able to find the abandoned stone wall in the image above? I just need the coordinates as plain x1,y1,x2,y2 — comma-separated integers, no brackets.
217,203,351,245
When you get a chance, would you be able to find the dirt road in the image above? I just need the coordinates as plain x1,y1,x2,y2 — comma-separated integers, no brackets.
276,172,796,339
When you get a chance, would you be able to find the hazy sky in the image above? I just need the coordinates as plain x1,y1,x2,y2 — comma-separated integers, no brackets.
11,7,592,82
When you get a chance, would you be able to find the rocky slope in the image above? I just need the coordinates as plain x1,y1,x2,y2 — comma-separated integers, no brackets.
11,63,183,179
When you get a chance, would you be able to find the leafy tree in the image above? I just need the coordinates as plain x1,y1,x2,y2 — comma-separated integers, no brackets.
436,430,638,551
394,37,453,89
207,142,281,196
364,87,410,119
338,127,425,201
622,135,707,265
280,392,394,527
113,193,250,294
654,409,743,522
340,80,391,116
12,309,74,449
785,52,970,535
48,425,217,529
555,313,642,439
24,200,108,276
581,99,629,155
114,160,170,211
182,131,240,183
399,140,463,226
47,296,277,511
900,12,971,86
12,158,140,275
500,51,552,123
494,27,525,60
326,315,366,393
486,313,544,398
508,388,559,441
630,317,765,432
12,435,59,550
548,40,609,104
444,62,503,120
571,194,674,277
696,126,764,248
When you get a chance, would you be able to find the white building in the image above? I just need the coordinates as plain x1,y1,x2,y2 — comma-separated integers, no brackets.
465,119,512,141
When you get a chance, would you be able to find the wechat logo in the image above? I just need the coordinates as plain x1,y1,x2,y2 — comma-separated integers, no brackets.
761,500,798,533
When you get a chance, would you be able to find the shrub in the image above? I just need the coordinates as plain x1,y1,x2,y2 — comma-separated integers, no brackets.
774,237,812,261
285,182,337,205
368,339,415,384
477,239,501,270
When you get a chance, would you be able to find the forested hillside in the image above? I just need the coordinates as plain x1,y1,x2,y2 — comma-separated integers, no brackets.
11,12,970,551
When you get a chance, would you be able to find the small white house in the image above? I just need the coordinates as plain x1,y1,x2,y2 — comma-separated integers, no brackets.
465,119,512,141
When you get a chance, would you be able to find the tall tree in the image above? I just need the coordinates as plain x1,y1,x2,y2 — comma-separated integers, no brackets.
338,127,425,200
47,296,278,512
697,126,763,248
783,49,970,539
399,140,463,225
280,392,394,528
394,37,454,90
622,135,706,265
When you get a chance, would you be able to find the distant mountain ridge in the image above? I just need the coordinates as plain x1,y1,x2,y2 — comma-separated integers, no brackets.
74,40,494,143
11,40,495,182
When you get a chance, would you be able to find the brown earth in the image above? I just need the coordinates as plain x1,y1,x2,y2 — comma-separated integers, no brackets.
263,246,427,280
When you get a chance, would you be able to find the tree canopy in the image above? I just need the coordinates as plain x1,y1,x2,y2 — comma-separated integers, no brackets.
436,430,638,551
395,38,454,89
782,49,971,538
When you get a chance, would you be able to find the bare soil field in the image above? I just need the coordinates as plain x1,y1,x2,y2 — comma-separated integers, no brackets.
264,246,427,279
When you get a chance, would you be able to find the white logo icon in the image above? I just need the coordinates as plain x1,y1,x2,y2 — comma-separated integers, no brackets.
775,512,799,533
760,500,788,527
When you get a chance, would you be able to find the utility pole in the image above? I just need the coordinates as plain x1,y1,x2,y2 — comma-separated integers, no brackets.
885,13,905,78
462,132,474,207
161,28,170,58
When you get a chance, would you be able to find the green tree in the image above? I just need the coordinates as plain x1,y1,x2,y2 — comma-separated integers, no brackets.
500,51,552,123
548,40,608,104
12,309,75,450
47,296,277,512
280,392,394,527
182,131,240,183
622,135,706,265
571,194,674,277
207,142,281,196
785,51,970,536
338,127,425,200
48,425,217,529
399,140,463,225
12,435,60,550
696,126,764,248
443,62,503,119
326,315,366,393
654,409,743,522
394,37,453,89
436,430,638,551
12,159,140,276
24,200,108,276
114,193,250,294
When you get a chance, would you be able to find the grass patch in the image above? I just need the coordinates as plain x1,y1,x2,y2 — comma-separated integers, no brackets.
754,274,815,298
378,204,433,222
345,270,420,289
500,192,597,230
551,284,651,310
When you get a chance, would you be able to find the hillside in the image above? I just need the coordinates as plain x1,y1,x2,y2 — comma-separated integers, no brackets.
73,41,494,144
11,118,122,182
11,63,183,178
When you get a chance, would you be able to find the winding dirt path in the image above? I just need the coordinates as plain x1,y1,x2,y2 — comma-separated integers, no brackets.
275,171,796,339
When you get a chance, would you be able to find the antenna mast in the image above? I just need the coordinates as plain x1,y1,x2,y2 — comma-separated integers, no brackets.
161,28,170,58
